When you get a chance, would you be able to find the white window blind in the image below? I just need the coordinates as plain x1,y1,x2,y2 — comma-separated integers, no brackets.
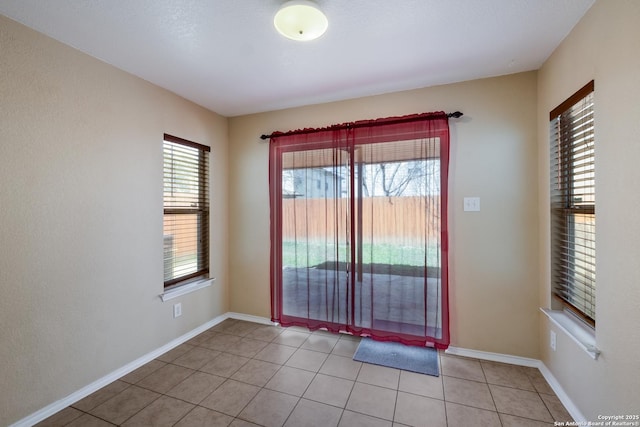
550,81,595,325
163,134,210,287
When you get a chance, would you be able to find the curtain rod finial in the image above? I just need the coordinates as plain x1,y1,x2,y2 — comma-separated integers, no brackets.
448,111,463,118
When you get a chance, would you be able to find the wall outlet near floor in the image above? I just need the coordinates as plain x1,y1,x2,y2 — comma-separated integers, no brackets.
550,330,557,351
173,303,182,318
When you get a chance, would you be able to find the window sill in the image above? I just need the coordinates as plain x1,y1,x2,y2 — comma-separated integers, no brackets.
160,278,215,302
540,308,600,360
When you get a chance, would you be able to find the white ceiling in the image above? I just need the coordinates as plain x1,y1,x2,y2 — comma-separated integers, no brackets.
0,0,594,117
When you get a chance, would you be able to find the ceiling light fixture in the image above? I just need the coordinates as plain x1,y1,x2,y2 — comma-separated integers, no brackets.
274,0,328,42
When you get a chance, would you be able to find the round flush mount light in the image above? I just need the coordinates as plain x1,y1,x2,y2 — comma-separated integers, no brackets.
274,0,328,42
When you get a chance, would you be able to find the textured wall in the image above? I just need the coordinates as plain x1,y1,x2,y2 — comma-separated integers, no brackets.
228,72,540,358
537,0,640,419
0,16,229,425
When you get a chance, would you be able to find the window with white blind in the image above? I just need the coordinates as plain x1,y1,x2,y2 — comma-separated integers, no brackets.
163,134,210,288
550,81,595,326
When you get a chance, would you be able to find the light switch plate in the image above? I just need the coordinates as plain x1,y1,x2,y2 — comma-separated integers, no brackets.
463,197,480,212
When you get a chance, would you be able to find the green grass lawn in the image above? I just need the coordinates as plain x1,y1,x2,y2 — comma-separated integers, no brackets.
281,241,440,269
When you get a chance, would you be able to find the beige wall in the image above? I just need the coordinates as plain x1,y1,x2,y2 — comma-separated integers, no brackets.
537,0,640,419
0,16,229,426
229,72,540,358
7,1,637,423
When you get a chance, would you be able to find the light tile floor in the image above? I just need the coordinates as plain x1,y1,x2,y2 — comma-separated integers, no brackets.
36,319,573,426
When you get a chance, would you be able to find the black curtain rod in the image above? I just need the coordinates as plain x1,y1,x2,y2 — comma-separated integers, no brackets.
259,111,463,140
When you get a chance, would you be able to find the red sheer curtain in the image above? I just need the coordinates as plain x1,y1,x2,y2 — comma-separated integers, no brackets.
269,112,449,348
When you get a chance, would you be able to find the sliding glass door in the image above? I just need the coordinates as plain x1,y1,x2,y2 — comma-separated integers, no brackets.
270,114,450,348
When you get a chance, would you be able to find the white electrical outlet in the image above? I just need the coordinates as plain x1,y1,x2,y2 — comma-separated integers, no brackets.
173,303,182,318
550,330,557,351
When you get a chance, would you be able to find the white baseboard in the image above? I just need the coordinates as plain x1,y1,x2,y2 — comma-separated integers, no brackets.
445,346,586,423
226,312,276,326
537,362,587,422
445,346,540,367
10,313,229,427
13,313,586,426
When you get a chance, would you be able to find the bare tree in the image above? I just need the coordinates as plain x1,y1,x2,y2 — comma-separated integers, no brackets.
362,160,438,197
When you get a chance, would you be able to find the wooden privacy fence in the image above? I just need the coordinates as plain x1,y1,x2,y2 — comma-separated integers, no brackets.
282,196,441,245
163,214,198,258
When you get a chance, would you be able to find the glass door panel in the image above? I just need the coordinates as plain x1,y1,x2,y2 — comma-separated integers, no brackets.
352,138,443,340
280,148,351,327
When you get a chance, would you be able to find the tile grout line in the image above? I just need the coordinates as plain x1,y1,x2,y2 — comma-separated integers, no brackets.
235,322,308,426
335,353,364,425
438,351,450,427
478,358,499,414
480,356,560,425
